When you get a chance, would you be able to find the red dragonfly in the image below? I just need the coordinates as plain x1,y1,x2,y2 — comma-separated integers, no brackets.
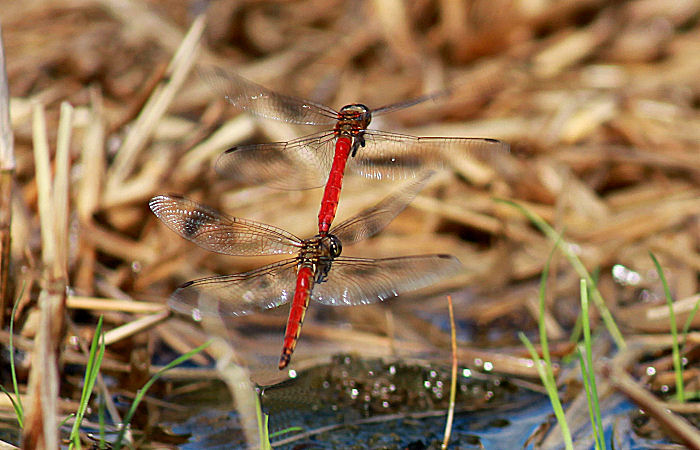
150,173,461,369
204,68,509,235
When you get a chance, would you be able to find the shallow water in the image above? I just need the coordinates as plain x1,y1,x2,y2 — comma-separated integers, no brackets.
162,355,673,449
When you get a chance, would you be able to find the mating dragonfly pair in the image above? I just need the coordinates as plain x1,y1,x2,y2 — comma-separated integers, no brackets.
150,69,509,369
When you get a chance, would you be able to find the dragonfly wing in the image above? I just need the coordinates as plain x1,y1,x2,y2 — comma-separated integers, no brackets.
311,255,462,306
215,131,336,190
200,67,339,125
331,172,434,246
371,88,452,116
169,259,299,318
349,130,509,180
149,195,302,256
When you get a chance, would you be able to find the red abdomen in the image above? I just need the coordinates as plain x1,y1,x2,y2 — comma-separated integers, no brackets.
279,265,315,369
318,137,352,235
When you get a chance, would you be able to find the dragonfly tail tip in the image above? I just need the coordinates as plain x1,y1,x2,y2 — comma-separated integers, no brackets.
278,350,292,370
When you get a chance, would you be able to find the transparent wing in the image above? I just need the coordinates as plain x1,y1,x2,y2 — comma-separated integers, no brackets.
215,131,337,190
169,259,299,318
348,130,509,181
331,171,434,246
149,195,302,256
371,88,452,116
311,255,462,306
200,66,339,125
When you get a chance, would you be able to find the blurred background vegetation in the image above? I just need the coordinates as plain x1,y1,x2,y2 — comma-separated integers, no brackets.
0,0,698,447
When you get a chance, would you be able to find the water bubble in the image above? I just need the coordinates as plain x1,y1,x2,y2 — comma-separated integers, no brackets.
612,264,641,286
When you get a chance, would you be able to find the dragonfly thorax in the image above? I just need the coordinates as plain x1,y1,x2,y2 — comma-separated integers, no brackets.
303,234,342,258
335,104,371,157
337,104,371,130
298,234,342,283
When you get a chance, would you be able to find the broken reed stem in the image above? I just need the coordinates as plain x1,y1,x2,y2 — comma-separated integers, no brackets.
32,104,54,267
22,102,73,448
53,102,72,278
75,87,105,294
0,172,10,325
0,23,15,324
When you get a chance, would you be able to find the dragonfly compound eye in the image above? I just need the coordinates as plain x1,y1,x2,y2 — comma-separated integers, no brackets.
328,235,342,258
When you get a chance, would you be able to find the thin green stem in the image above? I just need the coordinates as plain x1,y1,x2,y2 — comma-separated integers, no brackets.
538,239,559,372
99,394,106,449
577,347,600,450
255,391,271,450
580,279,605,449
650,252,684,403
3,283,26,428
520,333,573,450
113,341,212,449
69,316,105,449
497,199,626,350
681,296,700,342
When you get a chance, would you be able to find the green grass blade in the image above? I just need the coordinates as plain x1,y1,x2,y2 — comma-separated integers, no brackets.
522,239,574,449
113,341,212,449
519,332,573,450
538,237,560,371
69,316,106,449
497,199,626,350
567,268,600,350
255,391,271,450
98,393,106,449
580,279,605,450
649,252,684,403
681,295,700,342
568,314,583,346
9,282,25,427
60,413,76,429
0,385,23,427
577,346,600,450
269,426,304,439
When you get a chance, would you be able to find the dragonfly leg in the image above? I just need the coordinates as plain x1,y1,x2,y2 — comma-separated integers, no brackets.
350,133,366,157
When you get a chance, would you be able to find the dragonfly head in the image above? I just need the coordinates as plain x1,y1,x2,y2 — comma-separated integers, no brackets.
339,104,371,128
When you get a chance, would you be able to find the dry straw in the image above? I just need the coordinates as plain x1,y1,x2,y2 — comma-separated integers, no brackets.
0,0,699,446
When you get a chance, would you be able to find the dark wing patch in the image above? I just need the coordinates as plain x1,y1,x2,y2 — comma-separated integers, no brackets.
149,195,302,256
